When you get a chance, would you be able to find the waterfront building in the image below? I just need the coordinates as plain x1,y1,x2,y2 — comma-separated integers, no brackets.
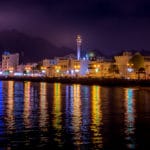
86,60,112,78
100,61,113,78
54,58,68,77
41,59,58,77
2,51,19,74
23,63,39,76
3,46,150,79
15,64,24,76
46,65,55,77
42,59,50,67
50,54,81,77
143,56,150,79
85,50,111,77
0,61,2,71
114,51,132,78
49,51,110,78
115,51,147,79
87,60,100,77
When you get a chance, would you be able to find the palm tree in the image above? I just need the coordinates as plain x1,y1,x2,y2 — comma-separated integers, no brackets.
129,52,145,79
138,67,146,79
129,52,144,71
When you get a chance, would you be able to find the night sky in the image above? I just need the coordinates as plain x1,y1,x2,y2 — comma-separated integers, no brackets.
1,0,150,59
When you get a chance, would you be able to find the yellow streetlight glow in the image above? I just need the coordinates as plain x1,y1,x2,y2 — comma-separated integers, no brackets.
55,65,61,73
41,66,46,70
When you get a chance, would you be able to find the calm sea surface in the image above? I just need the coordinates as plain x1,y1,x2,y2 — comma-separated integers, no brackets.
0,81,150,149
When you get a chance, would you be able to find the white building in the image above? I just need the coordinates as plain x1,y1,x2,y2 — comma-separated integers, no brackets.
2,52,19,73
114,51,132,78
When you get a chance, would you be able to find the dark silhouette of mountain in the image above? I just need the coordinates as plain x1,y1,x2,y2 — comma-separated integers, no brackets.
0,30,74,63
114,49,150,57
140,49,150,56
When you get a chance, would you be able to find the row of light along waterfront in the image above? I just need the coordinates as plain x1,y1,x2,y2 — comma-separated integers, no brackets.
0,35,150,80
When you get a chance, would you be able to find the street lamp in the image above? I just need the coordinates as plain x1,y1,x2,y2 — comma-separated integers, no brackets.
9,67,14,72
74,65,80,77
127,63,134,79
55,65,61,77
74,65,80,73
25,66,31,75
94,64,100,73
41,66,47,76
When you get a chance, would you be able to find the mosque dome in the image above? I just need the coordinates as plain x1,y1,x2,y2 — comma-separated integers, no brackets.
86,50,98,60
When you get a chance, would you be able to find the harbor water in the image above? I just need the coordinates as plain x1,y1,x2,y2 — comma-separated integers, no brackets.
0,81,150,149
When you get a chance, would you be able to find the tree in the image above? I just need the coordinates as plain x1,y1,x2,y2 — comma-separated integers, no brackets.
108,64,119,77
129,52,144,72
138,67,146,79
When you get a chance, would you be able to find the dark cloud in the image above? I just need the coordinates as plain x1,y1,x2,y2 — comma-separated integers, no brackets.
0,0,150,58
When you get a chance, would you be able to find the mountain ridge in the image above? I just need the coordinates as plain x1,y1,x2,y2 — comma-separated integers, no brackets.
0,30,74,63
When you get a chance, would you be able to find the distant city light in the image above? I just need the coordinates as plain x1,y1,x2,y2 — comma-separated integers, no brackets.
71,70,74,74
127,68,133,73
95,68,99,73
42,70,46,73
75,69,79,73
14,72,23,76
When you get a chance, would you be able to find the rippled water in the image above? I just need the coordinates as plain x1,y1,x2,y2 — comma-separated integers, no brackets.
0,81,150,149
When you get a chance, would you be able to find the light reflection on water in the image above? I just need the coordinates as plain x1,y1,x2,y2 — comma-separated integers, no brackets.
124,88,136,149
39,82,48,130
72,84,82,145
24,81,31,128
53,83,62,145
5,81,15,133
91,85,103,148
0,81,150,149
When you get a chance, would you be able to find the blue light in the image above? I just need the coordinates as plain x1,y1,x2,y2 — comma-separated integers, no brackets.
127,68,133,73
3,51,10,55
0,81,4,135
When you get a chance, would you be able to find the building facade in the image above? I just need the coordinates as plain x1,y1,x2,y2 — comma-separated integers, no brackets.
114,51,132,78
2,52,19,74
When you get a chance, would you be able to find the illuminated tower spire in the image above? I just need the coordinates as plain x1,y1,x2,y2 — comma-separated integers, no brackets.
76,35,82,60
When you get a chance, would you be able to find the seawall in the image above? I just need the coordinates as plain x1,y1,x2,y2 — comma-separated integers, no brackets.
0,76,150,87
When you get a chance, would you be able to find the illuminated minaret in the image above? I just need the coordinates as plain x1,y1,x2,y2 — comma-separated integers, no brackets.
76,35,82,60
